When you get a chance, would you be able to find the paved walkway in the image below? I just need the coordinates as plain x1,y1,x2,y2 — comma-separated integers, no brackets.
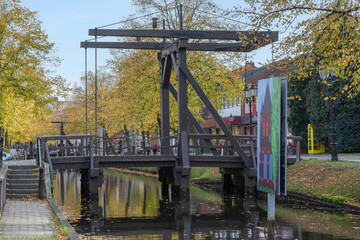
0,160,58,239
300,153,360,162
0,200,56,239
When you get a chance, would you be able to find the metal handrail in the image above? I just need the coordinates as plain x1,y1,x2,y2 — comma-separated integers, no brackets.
37,137,45,199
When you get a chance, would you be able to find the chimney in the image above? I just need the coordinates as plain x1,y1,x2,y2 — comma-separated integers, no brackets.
246,61,255,68
152,18,158,29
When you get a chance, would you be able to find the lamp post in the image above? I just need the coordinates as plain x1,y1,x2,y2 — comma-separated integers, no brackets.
319,70,338,161
243,83,257,136
229,113,234,134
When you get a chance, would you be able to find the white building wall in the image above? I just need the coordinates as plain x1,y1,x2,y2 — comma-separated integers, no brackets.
219,104,241,118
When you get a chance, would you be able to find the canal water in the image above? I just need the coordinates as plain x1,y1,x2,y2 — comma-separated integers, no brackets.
53,169,360,239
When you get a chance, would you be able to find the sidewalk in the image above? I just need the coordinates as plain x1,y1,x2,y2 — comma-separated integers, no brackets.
0,200,57,239
300,153,360,162
0,159,58,239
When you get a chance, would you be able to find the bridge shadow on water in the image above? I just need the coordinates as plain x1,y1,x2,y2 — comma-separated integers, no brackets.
52,169,360,240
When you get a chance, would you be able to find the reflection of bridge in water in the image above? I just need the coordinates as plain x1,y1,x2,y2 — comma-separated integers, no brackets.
53,170,301,239
53,169,359,240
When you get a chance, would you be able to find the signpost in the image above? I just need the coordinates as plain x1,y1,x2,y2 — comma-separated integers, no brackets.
257,77,287,224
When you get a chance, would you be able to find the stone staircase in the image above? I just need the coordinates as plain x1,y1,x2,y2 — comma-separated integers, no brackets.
6,165,39,199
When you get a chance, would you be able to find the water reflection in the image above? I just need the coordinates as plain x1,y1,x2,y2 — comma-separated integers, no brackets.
53,169,360,239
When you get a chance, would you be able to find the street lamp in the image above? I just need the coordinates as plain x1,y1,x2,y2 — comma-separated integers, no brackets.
243,83,257,136
229,113,234,134
319,70,338,161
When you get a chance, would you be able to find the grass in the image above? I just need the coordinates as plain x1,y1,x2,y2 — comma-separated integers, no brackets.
129,166,222,182
339,152,360,156
287,159,360,204
190,167,221,182
128,167,158,174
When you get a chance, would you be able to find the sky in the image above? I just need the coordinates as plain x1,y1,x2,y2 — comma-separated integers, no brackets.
22,0,272,94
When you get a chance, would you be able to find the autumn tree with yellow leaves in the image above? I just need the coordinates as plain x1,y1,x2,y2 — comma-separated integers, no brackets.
0,0,68,143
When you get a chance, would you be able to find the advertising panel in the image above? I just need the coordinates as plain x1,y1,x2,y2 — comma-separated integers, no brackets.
257,77,287,195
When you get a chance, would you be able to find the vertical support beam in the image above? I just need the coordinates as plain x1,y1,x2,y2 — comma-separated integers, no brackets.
94,28,98,155
175,39,191,189
160,56,172,156
222,173,234,195
177,38,188,137
85,41,88,136
90,137,94,170
174,131,191,189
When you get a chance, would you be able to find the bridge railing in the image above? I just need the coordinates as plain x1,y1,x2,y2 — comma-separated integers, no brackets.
187,134,256,164
38,135,95,170
37,134,302,166
187,134,303,163
93,135,179,156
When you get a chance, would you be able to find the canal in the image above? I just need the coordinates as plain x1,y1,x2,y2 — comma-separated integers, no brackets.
53,169,360,239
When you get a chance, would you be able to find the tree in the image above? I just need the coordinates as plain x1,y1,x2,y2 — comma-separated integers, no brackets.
288,74,310,149
234,0,360,94
234,0,360,152
0,0,68,142
335,94,360,152
59,69,127,138
288,68,360,153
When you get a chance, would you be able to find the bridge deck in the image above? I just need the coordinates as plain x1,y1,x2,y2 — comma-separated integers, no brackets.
50,155,245,170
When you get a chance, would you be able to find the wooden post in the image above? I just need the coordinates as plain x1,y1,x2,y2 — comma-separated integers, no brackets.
90,137,94,170
44,141,53,171
296,139,301,163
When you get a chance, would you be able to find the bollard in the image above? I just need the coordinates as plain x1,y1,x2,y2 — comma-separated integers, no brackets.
39,166,45,199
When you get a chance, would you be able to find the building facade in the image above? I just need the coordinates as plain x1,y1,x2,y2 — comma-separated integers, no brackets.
200,62,279,137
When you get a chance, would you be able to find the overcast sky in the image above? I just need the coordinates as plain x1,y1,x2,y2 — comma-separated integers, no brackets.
22,0,271,93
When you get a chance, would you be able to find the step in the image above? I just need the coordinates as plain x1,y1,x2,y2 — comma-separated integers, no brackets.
6,193,38,199
9,169,39,175
8,172,39,177
7,189,38,194
8,165,38,170
7,184,38,190
7,179,38,185
7,174,38,180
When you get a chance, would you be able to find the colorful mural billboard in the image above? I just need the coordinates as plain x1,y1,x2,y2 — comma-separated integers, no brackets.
257,77,284,195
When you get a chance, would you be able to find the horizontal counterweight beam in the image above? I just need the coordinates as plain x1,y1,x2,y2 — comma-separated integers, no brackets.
88,29,278,42
80,41,257,52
